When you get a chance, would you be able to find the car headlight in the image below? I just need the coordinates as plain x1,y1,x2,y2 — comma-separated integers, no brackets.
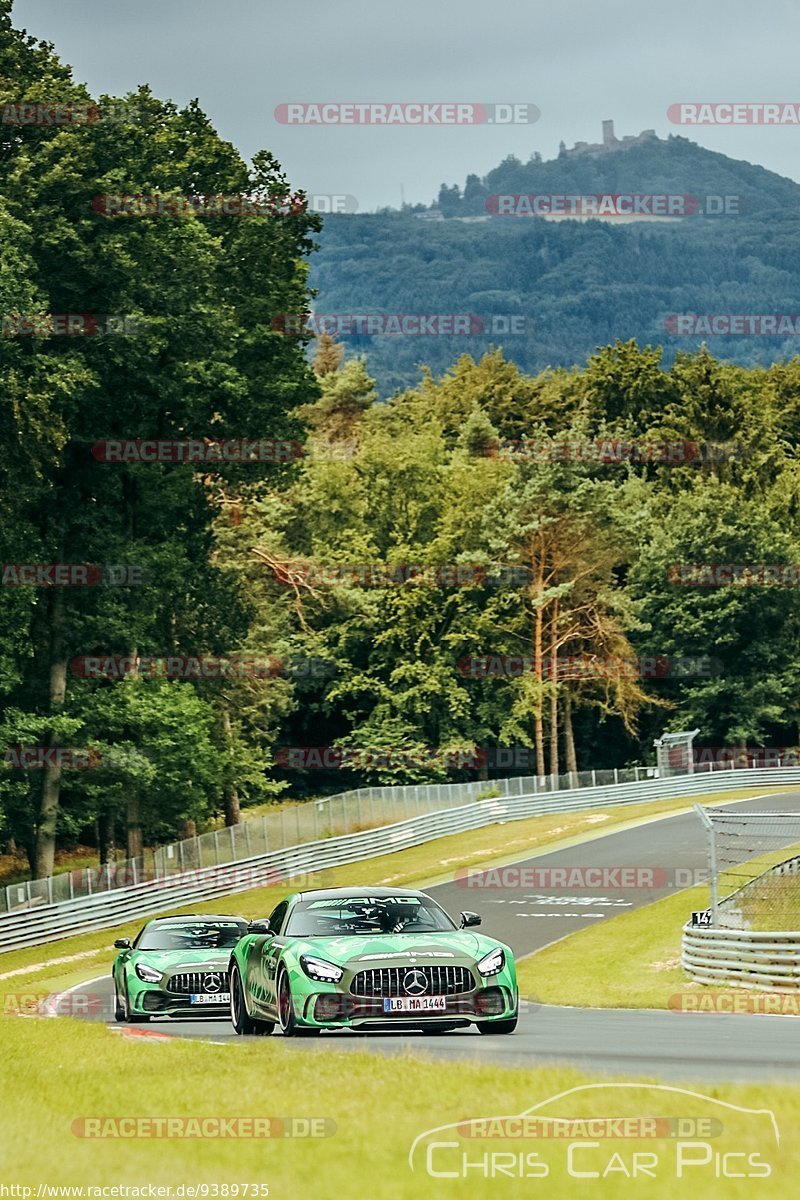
476,947,505,976
300,954,344,983
135,963,163,983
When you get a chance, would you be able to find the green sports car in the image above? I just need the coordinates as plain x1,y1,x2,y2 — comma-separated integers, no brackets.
228,886,518,1037
112,914,248,1021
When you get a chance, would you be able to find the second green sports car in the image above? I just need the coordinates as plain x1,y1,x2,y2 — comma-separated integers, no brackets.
228,886,518,1036
112,914,248,1021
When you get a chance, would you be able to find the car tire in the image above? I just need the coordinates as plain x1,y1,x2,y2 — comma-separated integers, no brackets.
230,964,274,1036
113,974,126,1023
120,976,150,1023
477,1014,518,1035
276,968,318,1037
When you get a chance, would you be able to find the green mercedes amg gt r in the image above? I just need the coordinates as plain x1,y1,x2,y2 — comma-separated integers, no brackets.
112,914,248,1021
228,887,518,1037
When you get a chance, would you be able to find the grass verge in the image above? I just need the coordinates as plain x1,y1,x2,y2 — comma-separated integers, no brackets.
1,1012,799,1194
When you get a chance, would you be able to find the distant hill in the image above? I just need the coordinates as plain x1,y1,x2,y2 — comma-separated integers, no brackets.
308,134,800,394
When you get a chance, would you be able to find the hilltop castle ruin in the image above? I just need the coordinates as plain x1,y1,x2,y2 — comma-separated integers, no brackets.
558,119,657,159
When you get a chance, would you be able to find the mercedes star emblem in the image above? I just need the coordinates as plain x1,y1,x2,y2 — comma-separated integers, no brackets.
402,969,429,995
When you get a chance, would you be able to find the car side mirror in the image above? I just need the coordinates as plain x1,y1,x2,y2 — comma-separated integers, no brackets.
114,938,131,949
460,911,481,928
247,921,273,935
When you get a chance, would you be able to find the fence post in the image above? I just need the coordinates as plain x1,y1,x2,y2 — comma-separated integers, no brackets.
614,768,619,785
693,803,718,926
230,824,236,858
592,769,597,787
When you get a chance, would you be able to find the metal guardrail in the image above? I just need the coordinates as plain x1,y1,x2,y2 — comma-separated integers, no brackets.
1,763,795,953
683,847,800,989
2,763,660,915
682,925,800,989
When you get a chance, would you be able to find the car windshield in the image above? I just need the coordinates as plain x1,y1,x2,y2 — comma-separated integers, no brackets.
136,920,247,950
284,895,456,937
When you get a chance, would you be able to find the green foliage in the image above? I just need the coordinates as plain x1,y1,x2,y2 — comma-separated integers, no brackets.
311,136,800,393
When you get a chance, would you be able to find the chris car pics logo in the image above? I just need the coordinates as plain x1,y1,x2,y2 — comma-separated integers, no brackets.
409,1083,778,1180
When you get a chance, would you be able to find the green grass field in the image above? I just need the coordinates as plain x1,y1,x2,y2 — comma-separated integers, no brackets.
1,1013,798,1197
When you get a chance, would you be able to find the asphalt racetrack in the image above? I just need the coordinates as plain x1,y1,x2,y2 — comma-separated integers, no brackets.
61,790,800,1082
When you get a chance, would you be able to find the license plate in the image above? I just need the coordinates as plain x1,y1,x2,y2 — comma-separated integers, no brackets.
383,996,447,1013
189,993,231,1005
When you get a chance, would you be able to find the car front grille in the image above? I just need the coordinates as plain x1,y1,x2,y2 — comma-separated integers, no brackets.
350,965,473,997
166,971,228,995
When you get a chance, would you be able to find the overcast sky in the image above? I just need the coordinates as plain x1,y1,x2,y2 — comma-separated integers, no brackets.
12,0,800,211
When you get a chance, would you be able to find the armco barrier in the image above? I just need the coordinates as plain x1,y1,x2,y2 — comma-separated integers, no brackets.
4,765,659,914
1,766,796,952
682,924,800,989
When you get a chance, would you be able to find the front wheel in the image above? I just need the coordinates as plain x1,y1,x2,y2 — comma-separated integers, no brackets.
477,1014,517,1035
230,964,274,1036
113,974,125,1022
120,976,149,1023
276,969,318,1037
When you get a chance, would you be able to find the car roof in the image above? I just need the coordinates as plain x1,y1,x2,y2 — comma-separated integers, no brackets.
294,887,426,901
145,914,247,924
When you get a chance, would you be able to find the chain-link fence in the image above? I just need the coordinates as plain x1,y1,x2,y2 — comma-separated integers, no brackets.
2,765,660,914
694,804,800,929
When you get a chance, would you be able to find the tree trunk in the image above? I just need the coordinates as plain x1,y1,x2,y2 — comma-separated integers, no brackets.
534,575,545,777
98,813,116,866
127,784,143,859
548,599,559,777
564,692,578,776
125,646,143,858
221,706,241,826
34,588,68,878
